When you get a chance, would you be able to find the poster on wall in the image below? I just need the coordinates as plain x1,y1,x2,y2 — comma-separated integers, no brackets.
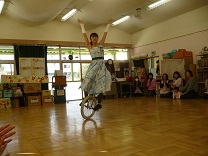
19,57,45,76
20,58,32,67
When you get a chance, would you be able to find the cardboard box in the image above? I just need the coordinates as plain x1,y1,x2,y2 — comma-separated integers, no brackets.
183,57,193,65
27,95,41,106
0,98,11,109
0,90,2,98
1,75,49,83
42,90,51,96
11,99,20,108
54,70,63,76
174,50,193,59
23,83,41,93
0,84,3,90
3,90,13,98
52,76,66,86
162,53,171,59
42,95,54,105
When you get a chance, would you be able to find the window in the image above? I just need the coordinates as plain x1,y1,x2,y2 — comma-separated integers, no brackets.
115,49,128,60
0,45,14,60
47,63,60,82
104,49,115,60
61,47,80,60
0,45,15,81
47,45,130,101
0,64,14,75
47,46,60,60
80,48,91,60
104,48,128,60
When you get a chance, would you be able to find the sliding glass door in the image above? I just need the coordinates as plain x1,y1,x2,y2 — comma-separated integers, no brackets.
63,63,82,101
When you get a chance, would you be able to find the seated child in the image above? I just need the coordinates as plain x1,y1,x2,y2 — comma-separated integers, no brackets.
145,73,156,97
173,87,182,99
133,76,143,95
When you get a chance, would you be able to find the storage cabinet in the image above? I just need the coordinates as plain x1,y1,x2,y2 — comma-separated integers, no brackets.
53,88,66,104
52,76,67,104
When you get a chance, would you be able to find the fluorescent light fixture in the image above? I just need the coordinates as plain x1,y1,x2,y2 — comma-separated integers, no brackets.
0,0,5,14
148,0,172,10
61,9,77,21
112,16,131,26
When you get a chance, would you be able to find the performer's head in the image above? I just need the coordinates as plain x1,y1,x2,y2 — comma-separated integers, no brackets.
90,33,99,45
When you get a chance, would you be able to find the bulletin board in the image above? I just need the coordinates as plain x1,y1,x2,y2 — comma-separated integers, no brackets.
19,58,45,76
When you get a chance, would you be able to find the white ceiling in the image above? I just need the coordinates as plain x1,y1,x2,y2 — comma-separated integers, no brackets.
2,0,208,34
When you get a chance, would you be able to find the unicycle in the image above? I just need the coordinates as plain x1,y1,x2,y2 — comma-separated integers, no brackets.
81,95,97,119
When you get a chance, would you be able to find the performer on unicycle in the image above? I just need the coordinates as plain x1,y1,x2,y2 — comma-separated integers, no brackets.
78,18,113,111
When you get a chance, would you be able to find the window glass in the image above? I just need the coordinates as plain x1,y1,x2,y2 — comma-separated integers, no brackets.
47,63,60,82
61,47,80,60
63,63,72,81
104,49,115,60
0,64,14,75
62,63,81,81
115,49,128,60
0,45,14,60
47,46,60,60
80,48,91,60
0,64,14,82
65,82,82,100
81,63,90,79
72,63,81,81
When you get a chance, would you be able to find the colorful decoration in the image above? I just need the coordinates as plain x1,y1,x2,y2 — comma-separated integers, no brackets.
1,75,49,83
0,98,11,109
134,67,146,78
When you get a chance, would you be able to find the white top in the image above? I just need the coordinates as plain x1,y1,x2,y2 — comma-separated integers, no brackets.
173,77,183,88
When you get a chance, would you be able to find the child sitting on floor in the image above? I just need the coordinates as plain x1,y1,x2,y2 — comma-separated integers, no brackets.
173,87,182,99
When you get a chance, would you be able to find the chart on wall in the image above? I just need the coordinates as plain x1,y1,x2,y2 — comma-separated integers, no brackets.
19,57,45,76
161,59,185,79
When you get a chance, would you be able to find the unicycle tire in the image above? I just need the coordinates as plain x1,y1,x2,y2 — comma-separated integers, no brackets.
81,96,97,119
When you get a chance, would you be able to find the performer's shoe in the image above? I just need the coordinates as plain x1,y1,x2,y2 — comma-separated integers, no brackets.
93,104,102,111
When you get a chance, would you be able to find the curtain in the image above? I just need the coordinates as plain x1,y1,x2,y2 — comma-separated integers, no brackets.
161,59,185,79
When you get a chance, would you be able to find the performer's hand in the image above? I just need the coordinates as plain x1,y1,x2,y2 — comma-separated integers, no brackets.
108,19,113,25
77,19,83,24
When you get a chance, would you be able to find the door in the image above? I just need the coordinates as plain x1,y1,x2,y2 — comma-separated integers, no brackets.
63,63,82,101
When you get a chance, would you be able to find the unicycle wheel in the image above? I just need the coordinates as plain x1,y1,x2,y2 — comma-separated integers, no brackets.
81,96,97,119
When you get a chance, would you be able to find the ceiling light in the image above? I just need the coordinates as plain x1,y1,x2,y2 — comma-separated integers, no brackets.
148,0,172,10
61,9,77,21
112,16,131,26
0,0,5,14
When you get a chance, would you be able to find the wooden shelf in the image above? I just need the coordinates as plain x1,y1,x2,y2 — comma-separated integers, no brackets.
197,54,208,95
197,54,208,57
197,67,208,69
198,82,205,84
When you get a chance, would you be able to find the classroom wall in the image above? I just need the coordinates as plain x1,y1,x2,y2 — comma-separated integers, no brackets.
132,5,208,63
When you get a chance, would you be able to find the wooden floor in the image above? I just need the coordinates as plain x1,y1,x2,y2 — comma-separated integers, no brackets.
1,96,208,156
